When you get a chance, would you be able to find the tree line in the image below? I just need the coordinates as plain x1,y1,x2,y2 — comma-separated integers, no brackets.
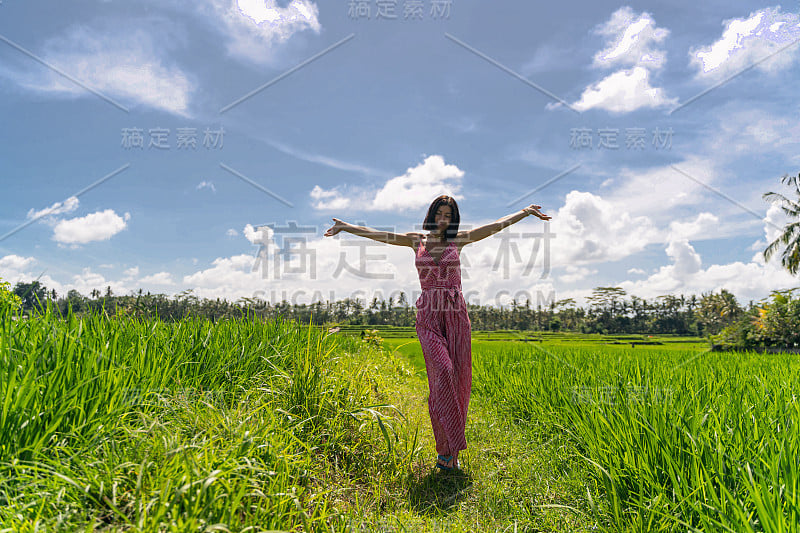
5,279,765,337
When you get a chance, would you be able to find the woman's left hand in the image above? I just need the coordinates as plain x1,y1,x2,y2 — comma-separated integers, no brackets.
522,204,552,220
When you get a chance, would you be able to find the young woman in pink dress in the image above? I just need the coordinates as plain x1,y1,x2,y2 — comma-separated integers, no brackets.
324,195,551,471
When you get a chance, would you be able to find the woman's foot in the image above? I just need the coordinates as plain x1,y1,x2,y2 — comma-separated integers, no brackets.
436,454,457,471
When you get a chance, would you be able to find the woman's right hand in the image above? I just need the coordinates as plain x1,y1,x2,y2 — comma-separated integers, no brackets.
324,218,347,237
523,204,551,220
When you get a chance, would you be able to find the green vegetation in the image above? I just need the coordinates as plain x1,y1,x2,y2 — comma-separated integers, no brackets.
713,288,800,351
0,276,22,313
0,302,417,531
3,300,799,531
5,280,769,338
472,341,800,531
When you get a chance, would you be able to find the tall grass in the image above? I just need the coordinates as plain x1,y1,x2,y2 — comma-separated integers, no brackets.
0,302,415,531
472,343,800,532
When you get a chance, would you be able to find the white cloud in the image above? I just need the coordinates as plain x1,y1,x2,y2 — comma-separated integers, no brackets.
548,190,660,265
492,167,759,291
310,185,351,210
1,256,166,298
667,212,719,241
369,155,465,211
571,66,678,113
558,265,598,283
1,255,190,298
200,0,322,65
310,155,466,212
706,105,800,158
139,272,175,285
619,244,796,304
69,268,125,297
600,156,766,243
237,0,317,26
750,239,767,253
226,229,239,237
0,256,102,299
53,210,130,245
243,223,273,245
761,203,792,255
0,254,36,272
615,207,798,303
665,239,702,278
197,181,217,193
26,196,79,221
605,156,718,219
500,154,776,294
3,25,194,116
559,7,675,114
690,7,800,78
593,6,669,69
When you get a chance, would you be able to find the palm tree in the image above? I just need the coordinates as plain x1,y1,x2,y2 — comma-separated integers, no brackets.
763,172,800,274
698,289,742,335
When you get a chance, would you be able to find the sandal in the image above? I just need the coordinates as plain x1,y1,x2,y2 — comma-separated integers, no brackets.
436,454,457,471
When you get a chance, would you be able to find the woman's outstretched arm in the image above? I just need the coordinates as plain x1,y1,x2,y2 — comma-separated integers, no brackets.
324,218,418,247
459,204,551,246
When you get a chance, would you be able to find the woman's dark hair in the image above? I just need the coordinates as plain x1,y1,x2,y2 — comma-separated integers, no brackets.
423,195,460,241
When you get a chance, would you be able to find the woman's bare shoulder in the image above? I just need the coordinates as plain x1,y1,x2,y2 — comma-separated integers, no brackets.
405,232,424,249
454,231,470,250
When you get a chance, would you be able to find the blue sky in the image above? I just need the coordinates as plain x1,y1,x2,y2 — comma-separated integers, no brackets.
1,0,799,308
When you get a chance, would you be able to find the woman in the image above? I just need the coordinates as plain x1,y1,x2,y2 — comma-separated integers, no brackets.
324,195,551,471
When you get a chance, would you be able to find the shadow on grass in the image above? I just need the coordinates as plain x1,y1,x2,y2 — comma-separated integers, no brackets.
406,463,474,514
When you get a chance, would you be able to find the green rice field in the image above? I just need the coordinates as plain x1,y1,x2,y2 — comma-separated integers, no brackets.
2,304,798,531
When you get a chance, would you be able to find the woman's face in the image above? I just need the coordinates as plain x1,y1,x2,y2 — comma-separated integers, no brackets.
434,205,452,233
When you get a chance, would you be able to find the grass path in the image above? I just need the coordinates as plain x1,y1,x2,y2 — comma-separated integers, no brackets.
340,340,598,532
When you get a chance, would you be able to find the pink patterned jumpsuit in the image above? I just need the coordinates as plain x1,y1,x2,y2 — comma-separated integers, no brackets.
414,238,472,462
